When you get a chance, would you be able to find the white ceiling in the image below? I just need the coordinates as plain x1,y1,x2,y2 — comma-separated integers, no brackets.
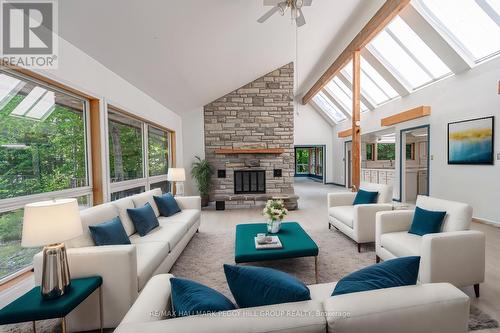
58,0,382,114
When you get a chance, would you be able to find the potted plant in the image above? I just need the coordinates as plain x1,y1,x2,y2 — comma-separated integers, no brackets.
262,199,288,233
191,156,214,207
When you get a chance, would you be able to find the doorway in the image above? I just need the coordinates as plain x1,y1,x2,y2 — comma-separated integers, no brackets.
344,140,352,188
400,125,430,203
294,146,325,182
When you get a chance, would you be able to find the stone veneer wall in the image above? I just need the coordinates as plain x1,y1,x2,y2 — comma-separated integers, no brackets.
204,63,295,207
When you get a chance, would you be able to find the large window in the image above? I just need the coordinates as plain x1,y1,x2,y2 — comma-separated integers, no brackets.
341,59,399,106
108,108,172,200
312,91,347,123
416,0,500,64
368,16,451,90
377,143,396,161
0,69,91,281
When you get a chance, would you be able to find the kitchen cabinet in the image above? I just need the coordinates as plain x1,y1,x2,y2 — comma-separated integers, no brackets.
361,169,395,186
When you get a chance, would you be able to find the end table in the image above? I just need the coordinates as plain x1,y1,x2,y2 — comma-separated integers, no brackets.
0,276,103,333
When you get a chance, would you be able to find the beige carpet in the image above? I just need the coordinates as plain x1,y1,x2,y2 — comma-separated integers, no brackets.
170,226,374,300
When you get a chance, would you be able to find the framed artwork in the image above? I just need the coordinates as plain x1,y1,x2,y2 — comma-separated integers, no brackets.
448,116,494,165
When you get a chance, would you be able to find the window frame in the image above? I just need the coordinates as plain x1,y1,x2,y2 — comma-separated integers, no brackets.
0,68,94,213
0,67,93,283
107,106,173,201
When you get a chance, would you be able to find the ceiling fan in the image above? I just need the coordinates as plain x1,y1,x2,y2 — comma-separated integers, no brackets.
257,0,313,27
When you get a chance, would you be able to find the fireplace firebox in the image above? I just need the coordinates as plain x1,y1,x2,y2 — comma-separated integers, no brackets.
234,170,265,194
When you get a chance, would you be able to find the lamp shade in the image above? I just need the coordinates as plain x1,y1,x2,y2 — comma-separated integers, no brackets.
167,168,186,182
22,198,83,247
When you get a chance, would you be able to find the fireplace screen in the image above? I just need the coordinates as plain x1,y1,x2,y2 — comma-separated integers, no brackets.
234,170,266,194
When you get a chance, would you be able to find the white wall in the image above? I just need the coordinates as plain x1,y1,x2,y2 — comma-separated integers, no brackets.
181,108,205,196
332,57,500,223
294,104,335,183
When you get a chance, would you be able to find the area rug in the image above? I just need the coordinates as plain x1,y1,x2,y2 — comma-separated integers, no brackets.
1,228,497,332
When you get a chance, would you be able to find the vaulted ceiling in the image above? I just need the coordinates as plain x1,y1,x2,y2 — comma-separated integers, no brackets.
58,0,384,113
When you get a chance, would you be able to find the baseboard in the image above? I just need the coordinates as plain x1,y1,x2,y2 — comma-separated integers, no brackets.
473,217,500,228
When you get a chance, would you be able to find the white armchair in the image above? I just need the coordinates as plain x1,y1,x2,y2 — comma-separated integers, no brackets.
376,195,485,297
328,183,393,252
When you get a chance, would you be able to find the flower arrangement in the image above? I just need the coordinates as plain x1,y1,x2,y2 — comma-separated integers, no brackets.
263,199,288,233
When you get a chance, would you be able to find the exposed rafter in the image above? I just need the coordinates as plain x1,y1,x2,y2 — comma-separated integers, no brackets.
302,0,411,105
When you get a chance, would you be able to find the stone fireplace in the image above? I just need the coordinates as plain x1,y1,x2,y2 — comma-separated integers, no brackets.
203,63,297,209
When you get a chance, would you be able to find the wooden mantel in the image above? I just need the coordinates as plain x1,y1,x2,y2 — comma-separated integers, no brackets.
214,148,285,154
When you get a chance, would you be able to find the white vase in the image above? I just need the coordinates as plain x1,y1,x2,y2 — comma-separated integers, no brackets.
267,220,282,234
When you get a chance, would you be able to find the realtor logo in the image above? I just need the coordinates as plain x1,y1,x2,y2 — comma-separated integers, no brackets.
1,0,58,68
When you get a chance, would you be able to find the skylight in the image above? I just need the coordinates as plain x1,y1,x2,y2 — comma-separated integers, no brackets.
341,59,399,106
417,0,500,63
326,77,368,113
312,92,347,123
368,16,452,89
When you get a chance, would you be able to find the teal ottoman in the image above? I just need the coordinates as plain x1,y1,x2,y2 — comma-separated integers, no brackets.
235,222,319,282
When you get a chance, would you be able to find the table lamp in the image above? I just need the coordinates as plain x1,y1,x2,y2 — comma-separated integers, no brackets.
167,168,186,196
22,198,83,299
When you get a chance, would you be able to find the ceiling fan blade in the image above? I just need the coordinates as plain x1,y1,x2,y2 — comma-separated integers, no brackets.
263,0,281,6
296,8,306,27
303,0,313,6
258,6,280,23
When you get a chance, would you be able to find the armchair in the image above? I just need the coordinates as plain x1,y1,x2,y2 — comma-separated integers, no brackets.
328,183,393,252
376,195,485,297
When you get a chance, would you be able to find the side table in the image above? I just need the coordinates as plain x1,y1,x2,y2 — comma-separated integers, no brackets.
0,276,103,333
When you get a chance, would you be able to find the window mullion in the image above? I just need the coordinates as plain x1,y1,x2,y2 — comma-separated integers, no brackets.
143,123,150,191
322,89,351,120
475,0,500,27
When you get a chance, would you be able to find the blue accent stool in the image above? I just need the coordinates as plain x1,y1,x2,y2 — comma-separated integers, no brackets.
353,189,378,205
154,193,181,217
89,216,131,246
127,202,159,236
224,264,311,308
408,206,446,236
332,256,420,296
170,277,235,317
0,276,103,330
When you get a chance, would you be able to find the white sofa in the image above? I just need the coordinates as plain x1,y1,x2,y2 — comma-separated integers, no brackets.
33,189,201,332
376,195,485,297
114,273,470,333
328,183,393,252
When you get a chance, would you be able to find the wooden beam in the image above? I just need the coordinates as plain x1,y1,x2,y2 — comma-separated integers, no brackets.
381,105,431,126
352,51,361,191
338,128,353,138
89,99,104,205
302,0,411,105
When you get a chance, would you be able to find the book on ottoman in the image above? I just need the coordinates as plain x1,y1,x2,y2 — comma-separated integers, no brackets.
254,236,283,250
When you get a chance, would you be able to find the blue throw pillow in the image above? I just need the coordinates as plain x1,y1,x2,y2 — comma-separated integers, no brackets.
127,203,159,236
170,277,235,317
353,189,378,205
153,193,181,217
223,264,310,308
408,206,446,236
332,256,420,296
89,217,131,246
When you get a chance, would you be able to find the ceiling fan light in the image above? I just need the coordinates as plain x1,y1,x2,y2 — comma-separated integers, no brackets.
295,0,304,9
278,2,287,15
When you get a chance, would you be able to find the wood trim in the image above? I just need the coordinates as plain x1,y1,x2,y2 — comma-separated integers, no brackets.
108,105,175,134
171,132,177,168
89,99,104,205
0,62,94,100
338,128,353,138
214,148,285,154
498,81,500,94
381,105,431,126
352,51,361,191
0,270,33,292
302,0,411,104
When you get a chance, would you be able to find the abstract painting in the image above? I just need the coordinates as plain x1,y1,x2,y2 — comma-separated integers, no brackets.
448,116,494,165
